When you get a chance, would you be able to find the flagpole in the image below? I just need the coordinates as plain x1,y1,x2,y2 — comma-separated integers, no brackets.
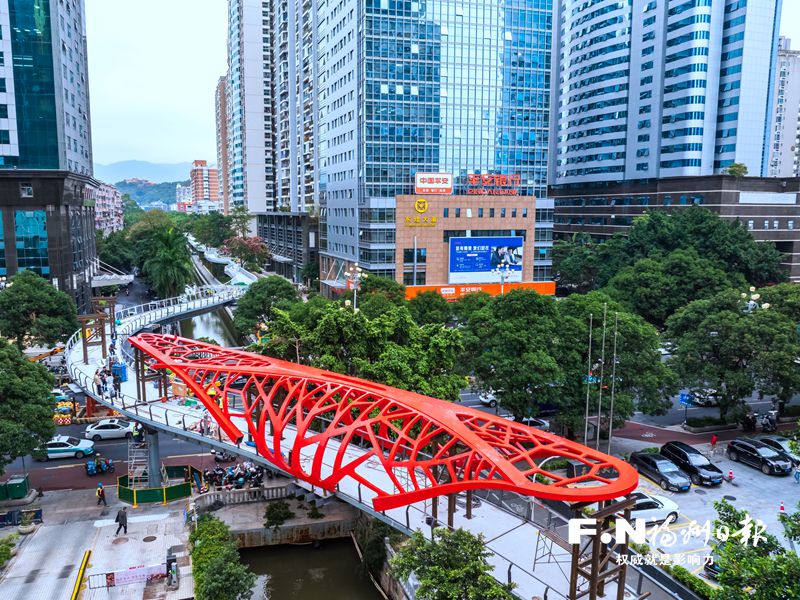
595,304,608,450
583,313,593,443
607,312,619,455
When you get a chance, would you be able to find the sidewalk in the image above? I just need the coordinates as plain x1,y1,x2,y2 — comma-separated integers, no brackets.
612,419,795,445
0,489,193,600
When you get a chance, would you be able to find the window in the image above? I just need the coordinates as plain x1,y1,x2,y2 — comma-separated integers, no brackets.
478,208,483,218
489,208,495,217
522,208,528,218
747,220,754,230
455,208,461,218
789,221,794,230
764,220,769,230
0,104,7,118
500,208,506,218
638,134,650,142
19,183,33,198
0,130,9,144
774,220,779,230
14,210,49,275
466,208,472,218
511,208,517,218
443,208,449,218
403,248,426,263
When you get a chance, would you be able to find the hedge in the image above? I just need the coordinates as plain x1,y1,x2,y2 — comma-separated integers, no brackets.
660,564,717,599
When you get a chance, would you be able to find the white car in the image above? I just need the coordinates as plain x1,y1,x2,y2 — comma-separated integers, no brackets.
621,492,679,525
84,418,135,441
501,413,550,431
39,435,95,460
478,391,498,407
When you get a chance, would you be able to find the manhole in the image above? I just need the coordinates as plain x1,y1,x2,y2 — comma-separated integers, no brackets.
112,537,129,545
143,535,157,543
723,495,737,502
694,489,706,495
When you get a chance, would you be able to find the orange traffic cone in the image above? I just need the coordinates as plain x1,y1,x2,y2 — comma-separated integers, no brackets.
728,469,734,482
780,501,785,513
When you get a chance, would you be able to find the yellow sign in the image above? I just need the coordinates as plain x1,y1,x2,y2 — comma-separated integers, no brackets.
414,198,428,213
404,215,437,227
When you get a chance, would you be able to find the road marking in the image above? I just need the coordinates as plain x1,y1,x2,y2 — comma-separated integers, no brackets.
165,452,208,459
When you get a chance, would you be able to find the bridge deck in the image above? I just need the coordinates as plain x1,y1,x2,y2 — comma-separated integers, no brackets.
65,288,624,600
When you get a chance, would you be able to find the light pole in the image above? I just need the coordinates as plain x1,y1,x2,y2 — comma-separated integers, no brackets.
491,264,512,295
345,264,366,311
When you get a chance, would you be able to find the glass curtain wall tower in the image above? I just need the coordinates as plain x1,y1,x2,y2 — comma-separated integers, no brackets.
318,0,554,292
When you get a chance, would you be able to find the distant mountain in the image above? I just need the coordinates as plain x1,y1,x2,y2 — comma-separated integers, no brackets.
94,161,194,184
116,179,189,208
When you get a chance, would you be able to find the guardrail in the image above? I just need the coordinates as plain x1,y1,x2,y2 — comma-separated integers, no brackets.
194,485,291,510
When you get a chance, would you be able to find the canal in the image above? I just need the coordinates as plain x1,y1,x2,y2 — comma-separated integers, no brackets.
176,307,241,347
241,539,380,600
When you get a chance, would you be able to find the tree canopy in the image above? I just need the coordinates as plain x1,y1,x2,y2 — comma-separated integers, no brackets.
390,528,515,600
0,271,79,349
554,207,785,292
665,290,800,419
233,275,299,334
142,227,194,298
0,338,55,473
408,291,451,325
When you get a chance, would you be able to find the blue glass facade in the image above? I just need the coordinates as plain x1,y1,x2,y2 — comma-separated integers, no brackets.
320,0,553,285
14,209,49,276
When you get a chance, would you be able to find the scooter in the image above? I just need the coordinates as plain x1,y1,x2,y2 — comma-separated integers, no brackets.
758,410,778,433
85,457,115,476
211,449,236,462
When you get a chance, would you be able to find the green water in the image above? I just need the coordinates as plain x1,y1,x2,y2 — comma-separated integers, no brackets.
177,308,241,347
240,539,381,600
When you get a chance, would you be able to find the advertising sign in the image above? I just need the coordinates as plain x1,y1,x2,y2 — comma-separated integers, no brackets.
414,172,453,195
448,236,524,284
90,564,168,588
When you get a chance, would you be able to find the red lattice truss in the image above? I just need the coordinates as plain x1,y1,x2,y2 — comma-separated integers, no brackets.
129,334,638,511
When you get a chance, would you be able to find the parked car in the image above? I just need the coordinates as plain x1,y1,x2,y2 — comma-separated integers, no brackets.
755,435,800,467
660,441,724,486
628,452,691,492
619,492,679,525
726,438,793,475
703,544,722,580
689,388,720,407
37,435,95,460
478,391,498,407
501,414,550,431
84,418,135,441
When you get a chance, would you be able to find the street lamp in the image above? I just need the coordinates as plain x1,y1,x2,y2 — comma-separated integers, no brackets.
491,264,512,295
0,277,11,291
345,264,366,311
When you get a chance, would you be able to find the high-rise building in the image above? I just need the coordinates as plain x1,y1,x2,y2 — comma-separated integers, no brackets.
317,0,555,295
226,0,274,214
95,182,123,236
768,37,800,177
0,0,98,312
215,75,231,214
190,160,221,204
550,0,782,186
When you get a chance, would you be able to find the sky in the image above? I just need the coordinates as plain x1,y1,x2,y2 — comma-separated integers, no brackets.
86,1,800,166
85,0,227,165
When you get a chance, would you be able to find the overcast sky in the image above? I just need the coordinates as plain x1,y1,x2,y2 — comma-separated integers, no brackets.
85,1,800,166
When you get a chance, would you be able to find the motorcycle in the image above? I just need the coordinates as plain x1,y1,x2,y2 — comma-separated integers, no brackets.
758,410,779,433
211,449,236,462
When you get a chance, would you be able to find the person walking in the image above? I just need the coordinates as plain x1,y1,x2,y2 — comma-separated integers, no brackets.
710,433,718,456
106,372,115,399
96,483,107,506
93,370,103,397
113,373,122,398
794,463,800,485
114,507,128,535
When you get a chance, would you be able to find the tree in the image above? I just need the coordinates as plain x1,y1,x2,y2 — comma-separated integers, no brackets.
233,275,299,334
451,291,492,323
122,194,145,228
126,209,174,269
758,282,800,324
300,261,320,289
666,290,800,420
553,233,631,292
96,229,135,272
189,212,234,248
713,499,800,600
228,205,253,238
605,248,745,328
222,236,270,269
142,228,194,298
0,339,55,473
408,291,451,326
194,544,255,600
390,528,515,600
0,271,79,349
354,275,407,306
724,162,749,178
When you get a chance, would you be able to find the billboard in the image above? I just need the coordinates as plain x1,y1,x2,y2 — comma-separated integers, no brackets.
448,237,524,284
414,172,453,195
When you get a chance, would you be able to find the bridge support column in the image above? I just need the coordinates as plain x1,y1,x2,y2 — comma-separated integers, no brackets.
447,493,456,528
466,489,473,519
431,495,438,523
147,429,162,488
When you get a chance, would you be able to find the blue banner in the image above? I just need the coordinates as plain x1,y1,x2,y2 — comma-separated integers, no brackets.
448,236,524,284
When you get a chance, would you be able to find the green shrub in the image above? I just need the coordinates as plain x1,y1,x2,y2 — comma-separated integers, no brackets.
783,405,800,418
264,499,295,529
189,515,255,600
307,503,324,519
628,541,651,555
539,457,571,471
686,416,730,428
661,564,717,599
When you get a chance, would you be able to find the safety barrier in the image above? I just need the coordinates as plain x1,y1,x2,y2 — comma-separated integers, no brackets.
70,549,91,600
193,485,291,510
116,465,200,507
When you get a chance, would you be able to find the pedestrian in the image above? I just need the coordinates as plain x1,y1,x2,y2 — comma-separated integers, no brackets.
114,506,128,535
96,483,107,506
93,370,103,397
106,372,115,399
794,463,800,485
113,373,122,398
710,433,718,456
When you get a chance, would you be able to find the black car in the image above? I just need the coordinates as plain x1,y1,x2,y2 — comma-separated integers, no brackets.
629,452,691,492
703,545,722,580
756,435,800,467
726,438,793,475
660,441,724,486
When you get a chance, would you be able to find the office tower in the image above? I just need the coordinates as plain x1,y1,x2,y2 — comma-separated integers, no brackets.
215,75,231,214
768,36,800,177
550,0,782,185
317,0,555,295
0,0,98,311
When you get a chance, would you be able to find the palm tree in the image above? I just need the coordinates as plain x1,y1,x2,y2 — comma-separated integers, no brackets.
143,228,194,298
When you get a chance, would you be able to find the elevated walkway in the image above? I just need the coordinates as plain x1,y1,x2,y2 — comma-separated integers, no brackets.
64,287,685,600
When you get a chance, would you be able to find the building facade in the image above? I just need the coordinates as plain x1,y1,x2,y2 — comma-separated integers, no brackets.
318,0,555,296
394,193,554,299
768,37,800,177
215,75,231,214
550,175,800,281
190,160,221,204
95,181,123,236
550,0,782,185
0,0,97,311
256,212,318,283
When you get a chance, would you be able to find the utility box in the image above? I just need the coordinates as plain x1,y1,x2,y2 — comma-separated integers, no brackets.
6,475,29,500
0,481,8,502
